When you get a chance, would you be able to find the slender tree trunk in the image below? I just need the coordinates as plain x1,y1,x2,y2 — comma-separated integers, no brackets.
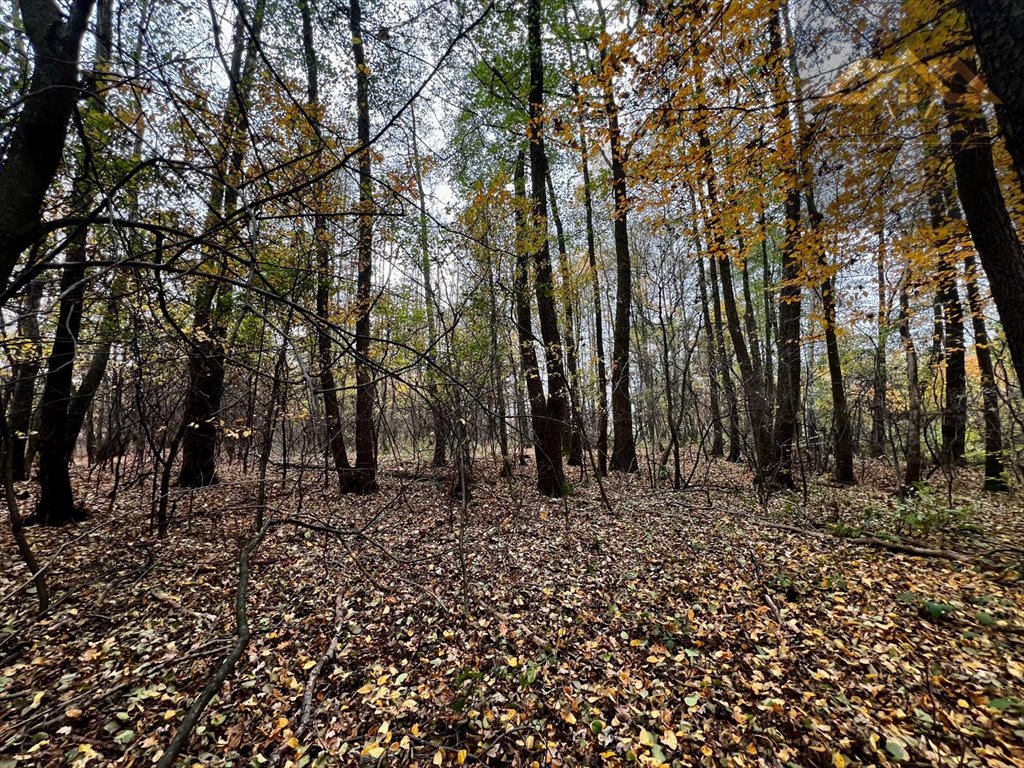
740,252,764,389
580,134,608,476
768,9,801,490
545,172,583,466
869,226,888,457
34,0,114,523
512,150,565,497
657,297,681,489
524,0,568,496
410,105,446,467
568,27,608,477
963,253,1008,490
696,253,724,457
484,235,511,477
899,275,923,491
938,261,967,466
819,248,855,484
8,280,42,481
64,272,125,461
759,206,776,408
300,0,350,479
707,248,743,462
342,0,378,494
178,0,265,487
602,71,638,473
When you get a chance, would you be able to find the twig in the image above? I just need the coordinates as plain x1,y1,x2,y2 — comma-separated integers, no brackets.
155,519,271,768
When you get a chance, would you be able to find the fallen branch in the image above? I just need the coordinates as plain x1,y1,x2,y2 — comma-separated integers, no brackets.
749,519,982,565
156,519,270,768
268,593,345,767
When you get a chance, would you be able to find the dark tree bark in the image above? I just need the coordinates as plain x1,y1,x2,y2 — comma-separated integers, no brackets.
410,105,446,468
705,249,742,463
938,259,967,467
869,227,888,457
546,172,583,466
512,151,565,498
178,0,265,487
946,67,1024,387
35,248,89,523
899,276,923,491
579,133,608,476
34,0,114,524
0,0,95,294
8,280,43,481
963,254,1008,491
961,0,1024,196
768,10,801,490
522,0,568,496
341,0,378,493
758,206,776,409
300,0,350,480
601,61,639,474
64,272,124,461
696,252,724,457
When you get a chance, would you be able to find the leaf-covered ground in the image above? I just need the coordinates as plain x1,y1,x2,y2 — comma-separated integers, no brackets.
1,461,1023,767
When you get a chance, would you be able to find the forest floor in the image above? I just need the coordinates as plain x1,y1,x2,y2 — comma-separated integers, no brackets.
1,458,1023,768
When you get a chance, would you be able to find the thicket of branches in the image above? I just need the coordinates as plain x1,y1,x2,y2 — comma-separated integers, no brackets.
1,0,1023,590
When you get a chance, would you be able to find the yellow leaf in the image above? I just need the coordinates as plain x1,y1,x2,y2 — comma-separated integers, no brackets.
506,656,519,667
457,750,467,764
662,730,678,750
833,754,847,768
433,749,444,765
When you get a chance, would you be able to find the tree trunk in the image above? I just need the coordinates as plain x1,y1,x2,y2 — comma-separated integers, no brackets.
899,276,923,491
341,0,378,494
545,172,583,466
601,62,639,474
300,0,350,480
946,65,1024,387
524,0,568,496
512,150,565,498
963,253,1008,490
696,253,724,457
178,0,265,487
579,132,608,476
869,226,888,457
768,9,801,490
35,247,88,523
938,261,967,467
961,0,1024,196
0,0,95,294
34,0,114,523
8,280,43,481
410,105,446,467
64,272,125,461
